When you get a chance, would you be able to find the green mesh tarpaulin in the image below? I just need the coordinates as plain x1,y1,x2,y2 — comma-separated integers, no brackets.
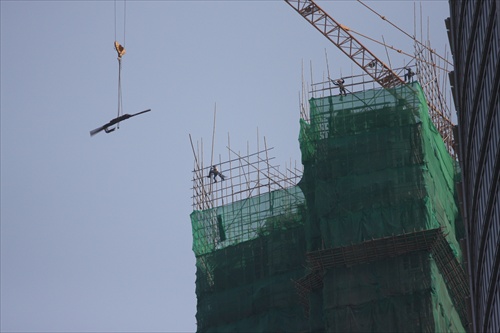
298,82,461,257
191,186,305,257
191,82,467,332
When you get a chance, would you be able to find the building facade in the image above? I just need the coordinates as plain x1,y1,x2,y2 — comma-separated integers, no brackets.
447,1,500,332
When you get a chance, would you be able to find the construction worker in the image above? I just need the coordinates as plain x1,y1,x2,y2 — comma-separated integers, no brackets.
332,78,347,96
404,67,415,82
208,165,225,183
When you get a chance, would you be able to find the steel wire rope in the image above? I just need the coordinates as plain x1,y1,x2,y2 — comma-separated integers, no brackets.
345,28,448,72
114,0,126,127
355,0,452,66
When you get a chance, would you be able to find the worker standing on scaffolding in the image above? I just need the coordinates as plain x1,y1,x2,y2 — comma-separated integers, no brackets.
404,67,415,82
331,78,347,96
208,165,225,183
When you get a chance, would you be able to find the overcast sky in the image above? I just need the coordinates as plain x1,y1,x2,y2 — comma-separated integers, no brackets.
1,1,452,332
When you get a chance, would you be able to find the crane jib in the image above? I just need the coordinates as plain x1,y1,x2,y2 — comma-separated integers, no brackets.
284,0,456,159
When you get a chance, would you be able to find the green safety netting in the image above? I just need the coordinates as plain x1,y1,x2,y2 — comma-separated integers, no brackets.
299,82,462,258
319,253,464,333
194,226,309,332
190,186,306,257
190,82,467,332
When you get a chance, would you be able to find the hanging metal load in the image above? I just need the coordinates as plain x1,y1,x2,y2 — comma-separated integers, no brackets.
90,109,152,136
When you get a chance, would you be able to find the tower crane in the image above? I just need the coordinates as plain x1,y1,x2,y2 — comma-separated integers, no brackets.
284,0,455,157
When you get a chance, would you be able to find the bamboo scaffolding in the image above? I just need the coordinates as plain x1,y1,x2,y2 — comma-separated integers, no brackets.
190,136,302,212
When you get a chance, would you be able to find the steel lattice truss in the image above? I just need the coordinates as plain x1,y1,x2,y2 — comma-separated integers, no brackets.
285,0,456,158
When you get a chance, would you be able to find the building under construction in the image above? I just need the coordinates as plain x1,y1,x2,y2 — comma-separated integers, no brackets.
190,1,469,332
190,81,469,332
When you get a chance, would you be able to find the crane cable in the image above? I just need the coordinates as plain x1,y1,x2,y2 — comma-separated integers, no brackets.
356,0,452,67
345,27,448,72
114,0,126,128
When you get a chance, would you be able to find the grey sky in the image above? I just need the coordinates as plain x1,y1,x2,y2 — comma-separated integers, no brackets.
1,1,451,332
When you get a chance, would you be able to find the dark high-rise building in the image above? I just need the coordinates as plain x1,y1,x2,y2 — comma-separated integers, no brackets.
447,1,500,332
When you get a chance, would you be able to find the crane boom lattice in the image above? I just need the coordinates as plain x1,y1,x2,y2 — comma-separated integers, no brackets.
285,0,404,88
285,0,456,158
